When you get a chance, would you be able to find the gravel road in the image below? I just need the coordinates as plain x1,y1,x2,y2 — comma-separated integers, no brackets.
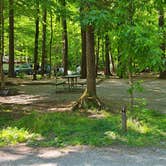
0,145,165,166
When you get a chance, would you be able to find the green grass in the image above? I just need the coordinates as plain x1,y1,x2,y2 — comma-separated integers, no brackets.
0,108,165,147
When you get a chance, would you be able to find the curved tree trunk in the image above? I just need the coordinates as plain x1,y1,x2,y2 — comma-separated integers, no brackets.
8,0,15,77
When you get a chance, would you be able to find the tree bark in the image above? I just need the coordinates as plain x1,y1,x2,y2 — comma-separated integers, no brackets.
8,0,15,77
128,69,134,111
72,25,102,110
95,37,100,76
117,46,127,78
71,1,106,110
33,1,39,80
41,7,47,77
110,54,115,74
0,0,5,89
49,13,53,78
86,25,96,97
101,37,105,72
80,28,87,78
1,0,5,88
104,33,111,76
62,0,68,76
159,8,166,78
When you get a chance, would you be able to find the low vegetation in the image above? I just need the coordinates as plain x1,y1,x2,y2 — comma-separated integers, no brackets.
0,107,165,147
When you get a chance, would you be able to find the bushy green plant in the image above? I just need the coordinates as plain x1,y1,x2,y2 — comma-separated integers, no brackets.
0,127,39,146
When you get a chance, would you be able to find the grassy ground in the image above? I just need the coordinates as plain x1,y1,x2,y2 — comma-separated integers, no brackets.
0,77,165,148
0,106,165,147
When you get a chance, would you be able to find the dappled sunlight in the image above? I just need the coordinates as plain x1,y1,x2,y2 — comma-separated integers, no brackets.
0,127,40,146
0,144,165,166
0,151,23,161
104,131,127,143
127,118,151,134
105,131,118,140
0,109,165,148
47,106,72,112
0,94,45,105
0,83,81,112
1,78,166,113
37,146,86,159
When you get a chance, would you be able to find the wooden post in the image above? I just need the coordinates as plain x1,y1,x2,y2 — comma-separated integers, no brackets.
122,106,127,132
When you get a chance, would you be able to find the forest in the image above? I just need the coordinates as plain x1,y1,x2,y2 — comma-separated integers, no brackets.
0,0,165,77
0,0,165,155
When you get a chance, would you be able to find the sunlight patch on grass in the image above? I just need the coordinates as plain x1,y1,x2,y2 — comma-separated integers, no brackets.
105,131,118,140
0,108,165,147
0,127,40,146
127,118,151,134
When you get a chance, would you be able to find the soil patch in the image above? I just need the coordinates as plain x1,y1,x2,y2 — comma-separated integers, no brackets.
0,77,166,113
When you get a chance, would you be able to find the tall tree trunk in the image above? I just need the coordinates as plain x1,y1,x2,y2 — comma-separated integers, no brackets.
8,0,15,77
104,33,111,76
159,7,166,78
86,25,96,96
101,37,105,71
80,4,87,79
117,47,124,78
128,60,134,111
33,1,39,80
1,0,5,88
110,54,115,74
72,25,102,110
80,28,87,78
95,37,100,76
0,0,5,89
41,7,47,77
62,0,68,75
49,13,53,78
128,0,134,111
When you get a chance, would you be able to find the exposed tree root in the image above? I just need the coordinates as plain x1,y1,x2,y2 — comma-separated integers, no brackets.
72,89,104,111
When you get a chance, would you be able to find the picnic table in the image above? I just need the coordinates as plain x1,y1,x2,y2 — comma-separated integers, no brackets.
63,74,80,89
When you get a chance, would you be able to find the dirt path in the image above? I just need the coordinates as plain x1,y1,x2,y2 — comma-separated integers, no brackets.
0,145,165,166
98,78,166,113
0,78,166,113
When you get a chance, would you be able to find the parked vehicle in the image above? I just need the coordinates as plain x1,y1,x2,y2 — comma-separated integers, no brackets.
3,63,33,75
15,63,33,75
